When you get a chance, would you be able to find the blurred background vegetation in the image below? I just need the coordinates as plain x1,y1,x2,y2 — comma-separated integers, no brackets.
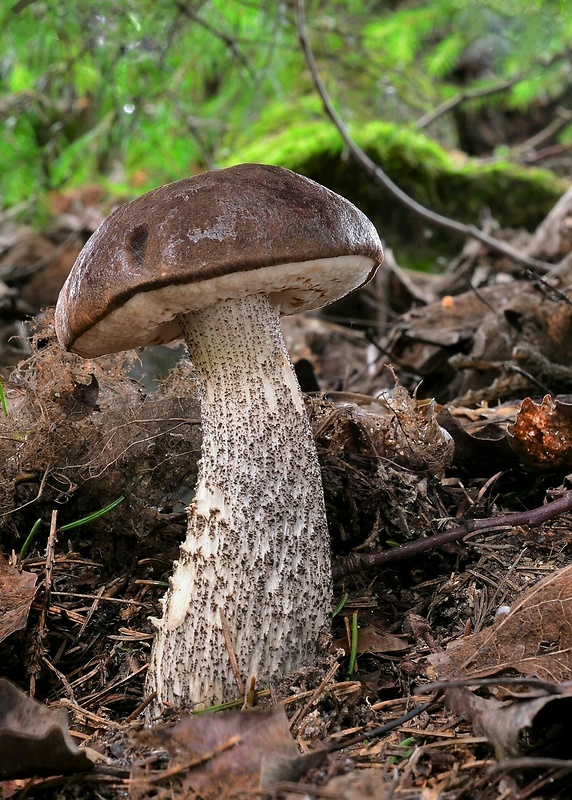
2,0,572,264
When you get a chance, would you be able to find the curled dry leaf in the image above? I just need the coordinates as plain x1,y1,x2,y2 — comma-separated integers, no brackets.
331,625,409,656
436,405,518,477
133,705,315,799
311,384,454,477
0,678,96,779
445,686,572,760
0,553,37,644
507,394,572,471
429,564,572,682
386,385,455,475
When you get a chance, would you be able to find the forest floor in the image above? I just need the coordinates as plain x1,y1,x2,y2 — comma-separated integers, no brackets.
2,185,572,799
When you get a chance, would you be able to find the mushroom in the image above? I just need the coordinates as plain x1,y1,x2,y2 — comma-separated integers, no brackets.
54,163,383,713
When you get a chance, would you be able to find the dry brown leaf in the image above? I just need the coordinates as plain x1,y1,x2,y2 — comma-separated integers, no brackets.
507,394,572,471
0,678,96,778
444,686,572,760
437,405,517,476
386,385,455,475
0,553,37,644
429,564,572,682
312,386,454,476
332,625,409,656
133,705,315,799
323,767,395,799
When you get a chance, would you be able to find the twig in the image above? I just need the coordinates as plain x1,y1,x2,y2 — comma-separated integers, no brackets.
30,509,59,697
416,78,519,129
125,691,156,723
419,676,571,696
489,757,572,775
289,660,339,730
126,735,241,786
174,1,255,80
476,107,572,166
294,0,549,274
59,698,122,729
332,490,572,579
11,0,39,11
417,49,572,131
326,695,441,753
220,608,245,697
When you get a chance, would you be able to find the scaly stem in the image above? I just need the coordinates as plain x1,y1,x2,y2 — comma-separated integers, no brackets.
146,294,332,712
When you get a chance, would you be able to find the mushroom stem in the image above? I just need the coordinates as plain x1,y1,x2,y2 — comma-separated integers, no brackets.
146,293,332,712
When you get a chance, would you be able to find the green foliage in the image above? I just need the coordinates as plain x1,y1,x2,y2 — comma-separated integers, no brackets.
0,0,296,206
0,0,571,215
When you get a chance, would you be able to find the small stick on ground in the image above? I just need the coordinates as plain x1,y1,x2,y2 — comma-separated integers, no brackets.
289,660,339,731
220,609,245,697
333,490,572,579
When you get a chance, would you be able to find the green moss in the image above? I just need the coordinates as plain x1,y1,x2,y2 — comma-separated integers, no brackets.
225,116,568,269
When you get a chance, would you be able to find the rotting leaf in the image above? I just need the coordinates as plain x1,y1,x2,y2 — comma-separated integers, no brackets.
133,705,314,799
323,767,395,799
507,394,572,471
54,373,100,419
332,625,409,656
437,406,518,477
444,686,572,761
429,564,572,682
0,679,97,778
0,552,36,644
311,385,454,476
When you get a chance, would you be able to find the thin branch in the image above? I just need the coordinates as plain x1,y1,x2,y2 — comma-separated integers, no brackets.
11,0,39,12
174,1,256,81
332,490,572,579
294,0,549,274
475,107,572,167
327,695,441,752
416,48,572,131
416,78,519,129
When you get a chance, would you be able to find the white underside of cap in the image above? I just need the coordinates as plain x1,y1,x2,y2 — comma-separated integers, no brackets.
72,253,377,357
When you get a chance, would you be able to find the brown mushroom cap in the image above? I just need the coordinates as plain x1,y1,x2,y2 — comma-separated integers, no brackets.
55,163,384,357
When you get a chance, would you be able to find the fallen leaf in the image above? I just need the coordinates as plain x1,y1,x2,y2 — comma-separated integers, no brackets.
437,406,517,476
507,394,572,471
332,625,409,656
0,679,96,778
429,564,572,682
312,385,454,477
324,767,395,799
134,705,317,799
444,685,572,760
0,553,37,644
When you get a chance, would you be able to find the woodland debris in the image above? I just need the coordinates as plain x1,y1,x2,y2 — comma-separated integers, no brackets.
131,705,312,799
0,552,36,643
0,678,98,779
429,564,572,682
331,625,409,657
507,394,572,470
443,685,572,761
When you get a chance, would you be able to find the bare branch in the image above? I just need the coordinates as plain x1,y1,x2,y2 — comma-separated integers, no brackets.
332,490,572,579
295,0,549,274
174,1,256,81
417,49,572,131
416,78,519,130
